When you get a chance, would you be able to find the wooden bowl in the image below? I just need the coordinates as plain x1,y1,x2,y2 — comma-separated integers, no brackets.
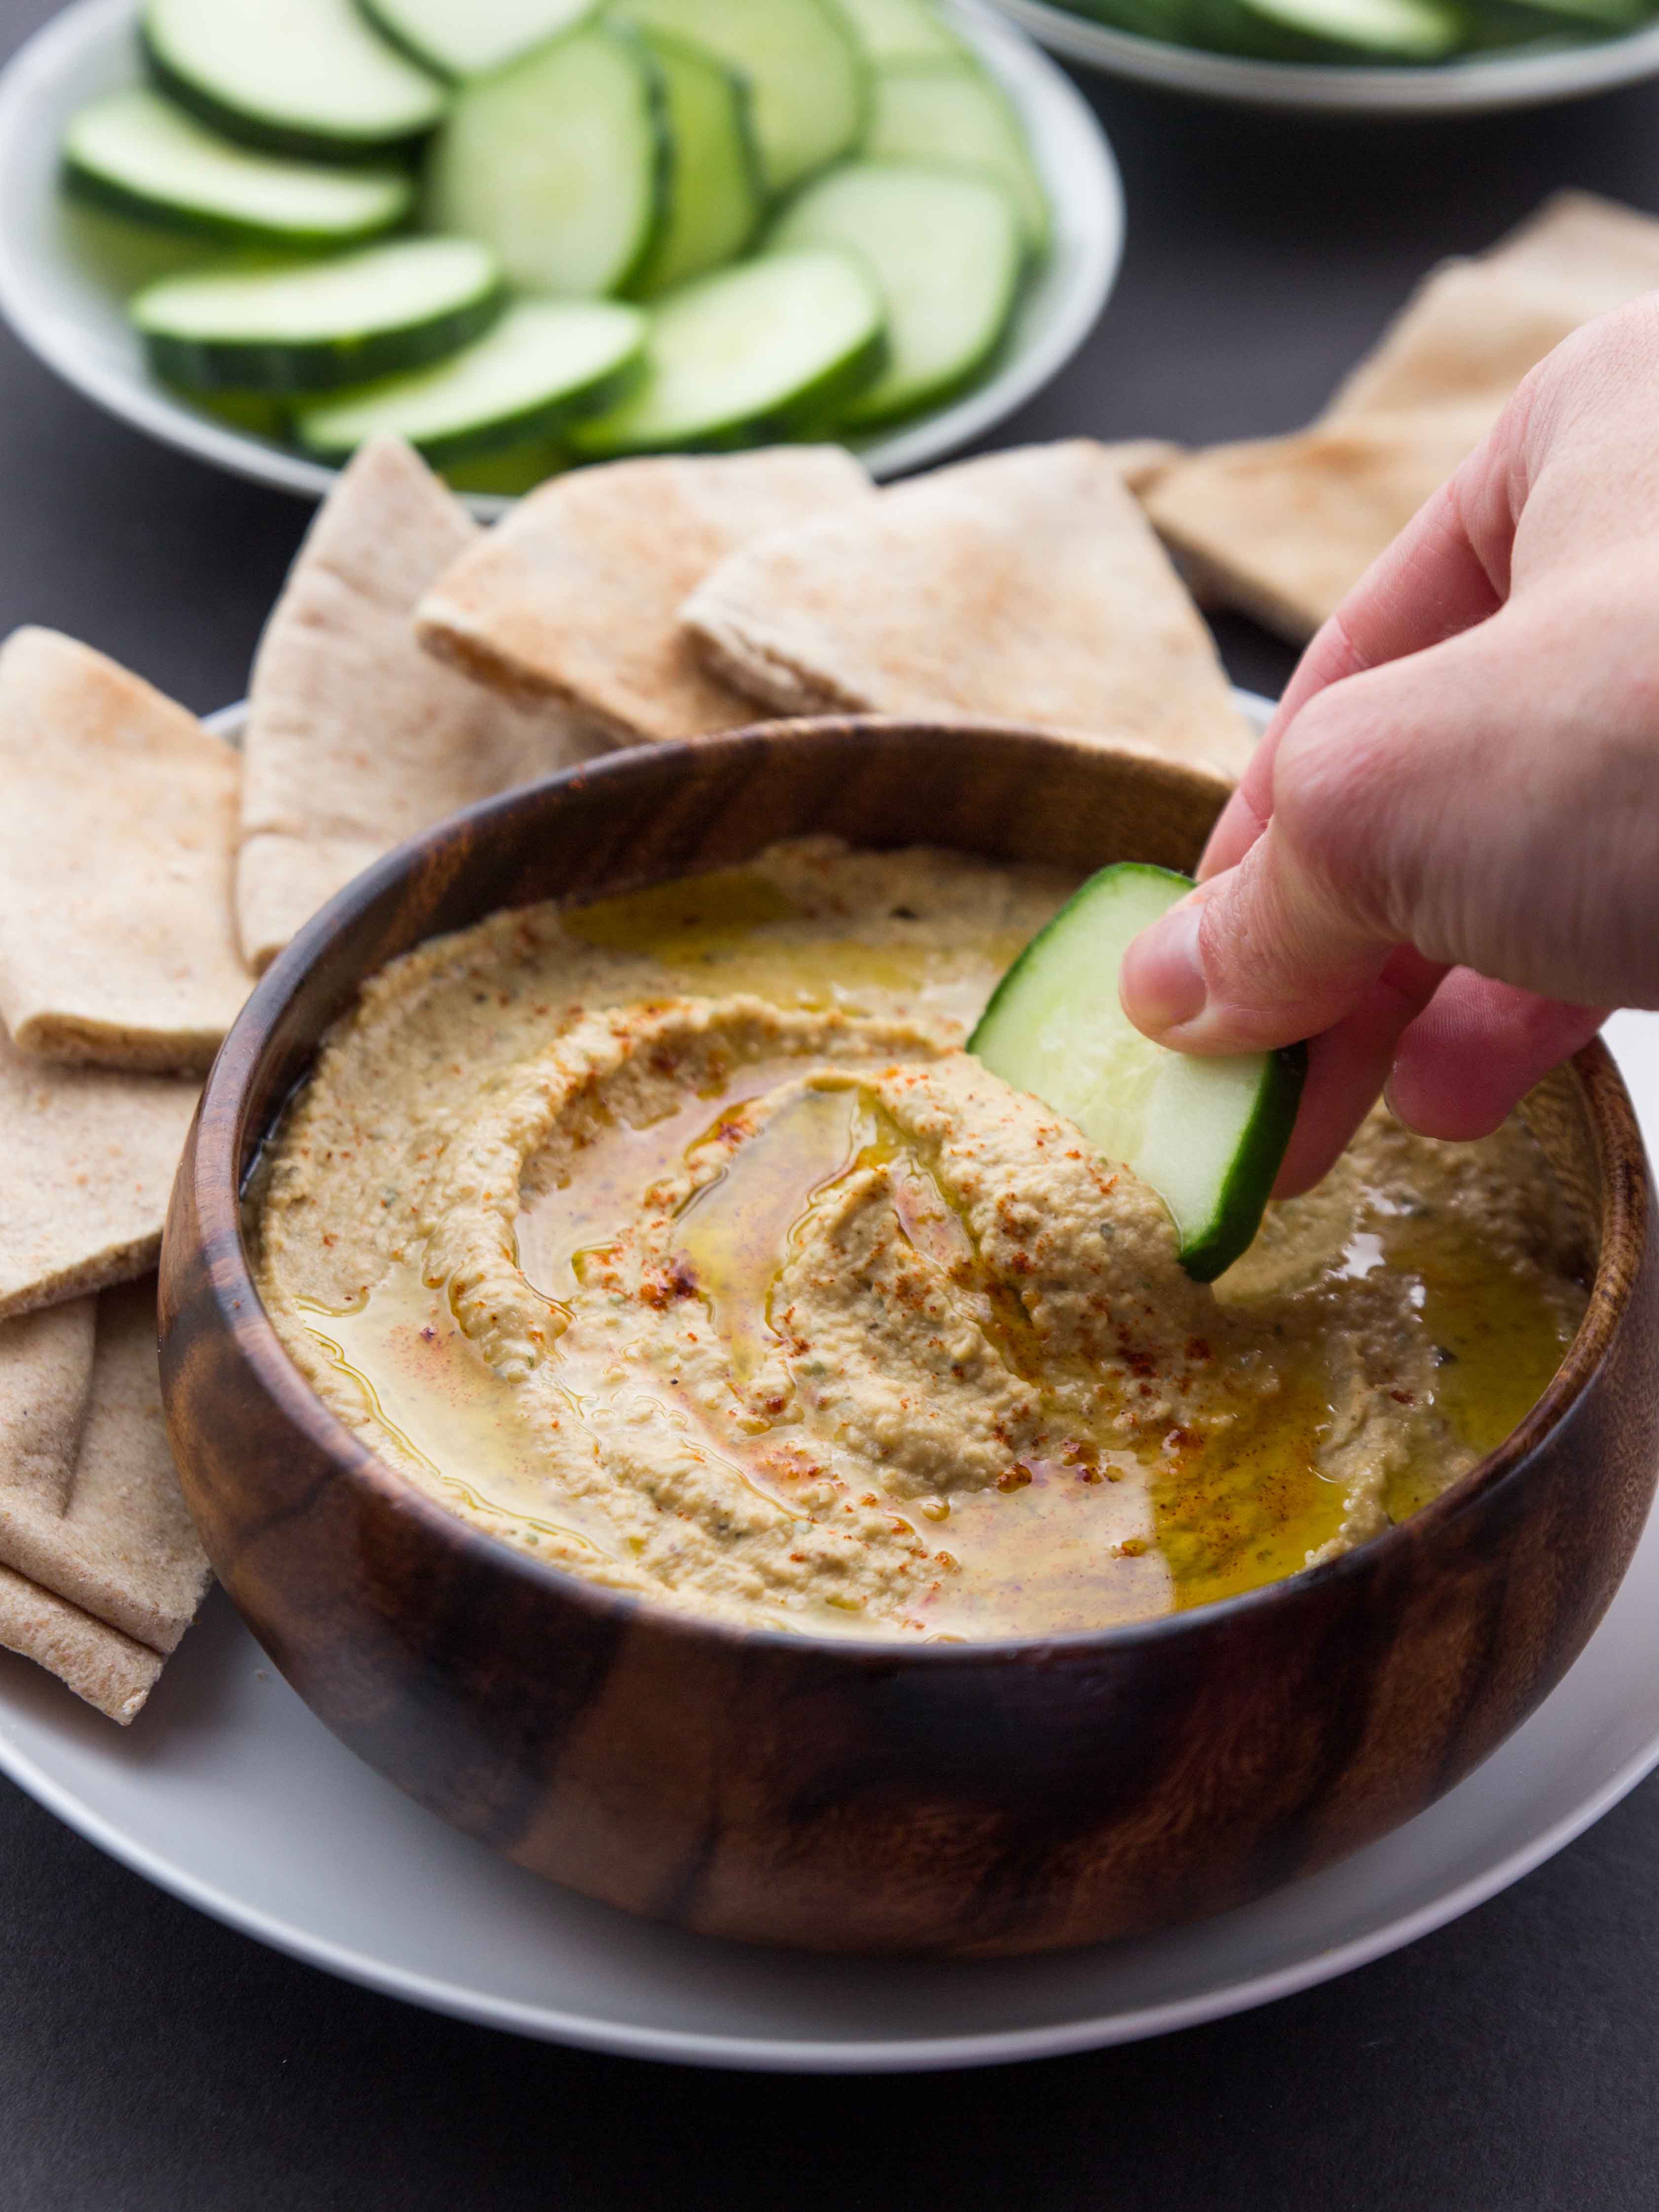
158,721,1659,1958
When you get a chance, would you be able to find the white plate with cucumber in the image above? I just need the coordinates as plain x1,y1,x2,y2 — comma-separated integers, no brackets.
993,0,1659,113
0,0,1123,515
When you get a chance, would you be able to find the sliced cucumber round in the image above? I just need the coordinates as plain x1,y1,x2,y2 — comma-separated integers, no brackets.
294,297,647,462
765,161,1022,430
969,865,1306,1284
616,0,867,196
567,248,885,456
865,60,1049,257
426,25,665,298
360,0,598,79
62,87,414,250
141,0,444,163
837,0,969,63
1496,0,1650,24
1228,0,1463,54
627,31,764,300
132,234,503,393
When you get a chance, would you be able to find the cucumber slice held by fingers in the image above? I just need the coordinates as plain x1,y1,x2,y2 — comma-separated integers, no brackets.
568,249,885,456
359,0,598,79
294,297,647,463
62,88,415,250
426,25,666,298
764,161,1023,429
969,864,1306,1283
141,0,444,162
131,234,504,392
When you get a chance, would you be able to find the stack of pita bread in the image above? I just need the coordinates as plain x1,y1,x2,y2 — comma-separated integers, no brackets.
414,432,1250,774
1142,191,1659,644
0,425,1250,1720
0,628,235,1721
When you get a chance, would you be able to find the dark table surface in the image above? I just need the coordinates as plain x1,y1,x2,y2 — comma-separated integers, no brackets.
4,4,1659,2205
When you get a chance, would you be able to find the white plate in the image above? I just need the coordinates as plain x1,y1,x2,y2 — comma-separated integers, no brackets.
0,0,1123,515
993,0,1659,113
4,694,1657,2073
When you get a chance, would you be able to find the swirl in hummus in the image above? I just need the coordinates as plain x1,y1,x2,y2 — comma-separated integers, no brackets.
248,839,1591,1641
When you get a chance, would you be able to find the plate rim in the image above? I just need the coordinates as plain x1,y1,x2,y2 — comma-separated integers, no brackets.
0,0,1125,514
2,1605,1655,2075
5,693,1659,2073
991,0,1659,112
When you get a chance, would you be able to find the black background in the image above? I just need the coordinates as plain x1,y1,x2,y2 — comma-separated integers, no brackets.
3,3,1659,2203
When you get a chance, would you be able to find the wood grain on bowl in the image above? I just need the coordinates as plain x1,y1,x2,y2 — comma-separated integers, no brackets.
158,721,1659,1956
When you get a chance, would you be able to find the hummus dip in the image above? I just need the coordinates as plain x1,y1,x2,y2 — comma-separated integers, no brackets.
249,840,1591,1641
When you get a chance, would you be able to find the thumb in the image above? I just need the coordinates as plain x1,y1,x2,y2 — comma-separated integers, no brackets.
1119,822,1392,1058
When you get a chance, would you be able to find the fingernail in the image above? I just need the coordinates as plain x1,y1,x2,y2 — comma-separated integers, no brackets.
1120,899,1208,1036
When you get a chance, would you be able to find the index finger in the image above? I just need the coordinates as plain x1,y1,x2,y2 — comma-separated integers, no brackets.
1199,443,1512,883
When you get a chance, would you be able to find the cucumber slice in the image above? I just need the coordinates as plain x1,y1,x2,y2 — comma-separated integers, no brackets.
294,297,646,462
1481,0,1643,23
442,439,566,495
1227,0,1464,54
62,88,413,250
141,0,443,162
615,0,867,196
627,32,764,298
865,62,1049,257
131,234,503,392
765,161,1022,429
837,0,968,61
360,0,597,78
426,26,665,297
969,865,1306,1283
568,248,885,455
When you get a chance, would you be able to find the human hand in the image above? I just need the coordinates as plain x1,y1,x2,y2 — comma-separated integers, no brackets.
1119,292,1659,1195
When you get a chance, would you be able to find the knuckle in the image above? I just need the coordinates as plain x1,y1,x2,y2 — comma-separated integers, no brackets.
1268,685,1402,932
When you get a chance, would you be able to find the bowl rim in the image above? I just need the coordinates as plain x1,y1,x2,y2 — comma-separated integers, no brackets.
175,717,1651,1666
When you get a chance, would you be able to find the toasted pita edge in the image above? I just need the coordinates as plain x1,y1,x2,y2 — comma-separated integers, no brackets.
683,439,1247,760
685,603,866,719
414,606,605,724
1485,186,1659,287
1144,401,1499,647
0,1560,164,1724
8,1011,227,1077
1148,524,1325,647
0,1226,165,1327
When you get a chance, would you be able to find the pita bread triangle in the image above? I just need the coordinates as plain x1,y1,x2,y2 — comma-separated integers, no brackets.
0,1015,198,1322
1145,403,1498,645
0,1279,211,1720
0,627,249,1073
415,446,876,744
238,437,609,974
679,440,1254,778
0,1561,164,1723
1143,190,1659,643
